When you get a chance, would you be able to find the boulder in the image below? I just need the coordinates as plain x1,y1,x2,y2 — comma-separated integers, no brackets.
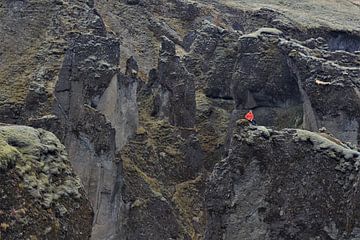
0,125,93,240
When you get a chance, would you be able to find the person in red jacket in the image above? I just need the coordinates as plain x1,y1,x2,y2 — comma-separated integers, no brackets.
245,110,256,125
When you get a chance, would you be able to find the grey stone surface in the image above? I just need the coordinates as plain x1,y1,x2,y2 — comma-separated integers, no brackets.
152,36,196,128
53,33,131,240
2,0,360,239
0,124,93,240
97,73,138,151
206,125,360,240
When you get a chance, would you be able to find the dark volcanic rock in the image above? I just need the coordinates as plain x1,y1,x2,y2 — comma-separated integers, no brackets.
182,134,205,177
0,0,109,125
184,21,231,89
186,24,360,144
126,0,141,5
1,2,138,238
279,37,360,144
230,29,304,128
2,0,360,239
54,32,135,240
206,125,360,240
123,181,183,240
184,25,304,129
54,33,119,113
231,29,299,108
173,0,200,21
0,125,93,240
148,18,184,47
125,56,139,78
152,36,196,128
328,31,360,52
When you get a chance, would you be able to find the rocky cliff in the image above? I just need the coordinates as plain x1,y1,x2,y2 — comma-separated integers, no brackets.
1,1,137,238
0,125,93,240
206,124,360,239
1,0,360,239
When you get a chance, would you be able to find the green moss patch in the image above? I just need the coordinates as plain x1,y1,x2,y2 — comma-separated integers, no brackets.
0,125,82,208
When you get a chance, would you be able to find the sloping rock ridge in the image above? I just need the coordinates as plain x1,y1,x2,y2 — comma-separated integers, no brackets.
206,125,360,240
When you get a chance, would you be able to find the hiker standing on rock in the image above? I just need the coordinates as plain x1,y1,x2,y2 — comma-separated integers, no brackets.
245,110,256,125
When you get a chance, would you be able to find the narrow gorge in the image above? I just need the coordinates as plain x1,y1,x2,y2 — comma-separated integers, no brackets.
1,0,360,239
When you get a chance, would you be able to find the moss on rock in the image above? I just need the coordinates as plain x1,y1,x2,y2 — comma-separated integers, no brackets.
0,125,82,207
0,124,93,240
0,139,20,171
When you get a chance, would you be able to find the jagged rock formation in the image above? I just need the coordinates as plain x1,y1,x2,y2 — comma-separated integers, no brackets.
206,125,360,239
53,33,125,239
280,38,360,144
0,0,106,123
151,36,196,128
1,0,360,239
182,22,360,145
118,10,360,236
0,1,138,239
0,125,93,240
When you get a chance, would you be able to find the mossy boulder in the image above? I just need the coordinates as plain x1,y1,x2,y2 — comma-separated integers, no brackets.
0,124,93,240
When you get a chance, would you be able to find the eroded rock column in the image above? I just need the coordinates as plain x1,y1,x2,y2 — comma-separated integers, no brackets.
53,33,135,240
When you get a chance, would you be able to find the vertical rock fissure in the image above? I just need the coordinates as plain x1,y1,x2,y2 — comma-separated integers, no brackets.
286,58,318,131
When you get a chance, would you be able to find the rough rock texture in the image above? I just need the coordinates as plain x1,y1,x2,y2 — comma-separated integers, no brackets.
280,38,360,144
120,107,206,239
0,1,138,239
206,125,360,240
0,125,93,240
53,32,131,240
0,0,106,124
151,36,196,128
97,71,138,151
1,0,360,239
183,24,360,144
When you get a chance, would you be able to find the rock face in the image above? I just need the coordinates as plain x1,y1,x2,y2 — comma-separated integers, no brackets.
206,125,360,240
151,36,196,128
0,1,139,239
184,24,360,144
53,32,134,240
0,0,106,124
0,125,93,240
1,0,360,239
281,38,360,144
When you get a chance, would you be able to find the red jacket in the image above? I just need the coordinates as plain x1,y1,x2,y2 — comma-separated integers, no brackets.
245,111,254,121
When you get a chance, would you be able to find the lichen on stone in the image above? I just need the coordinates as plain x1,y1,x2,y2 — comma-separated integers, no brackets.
241,125,272,142
0,125,82,208
0,139,20,171
294,129,360,170
240,27,283,39
295,129,359,158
